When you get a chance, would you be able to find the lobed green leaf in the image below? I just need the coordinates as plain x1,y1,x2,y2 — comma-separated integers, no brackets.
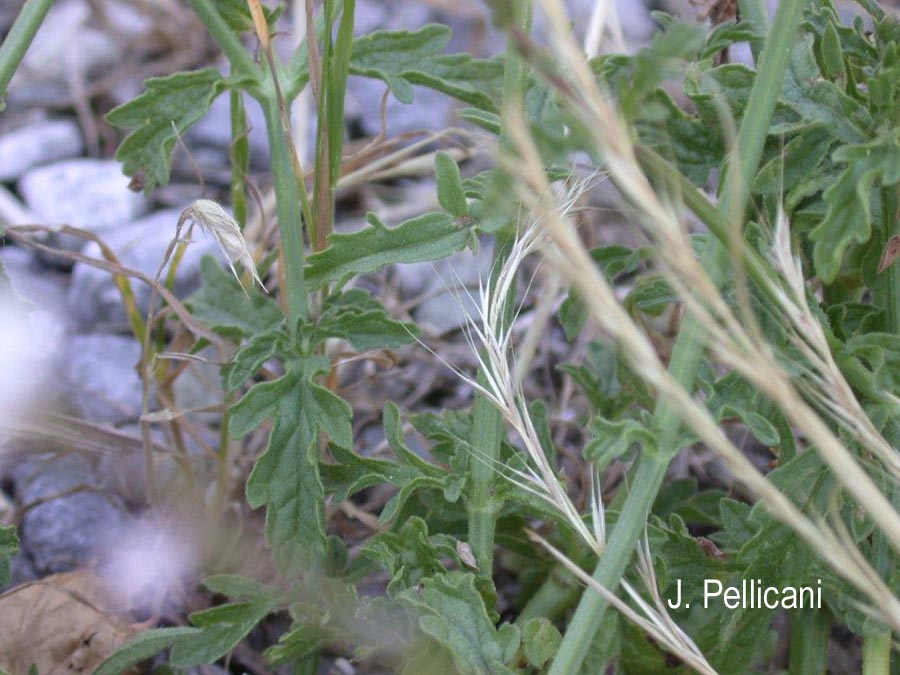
399,572,518,674
349,24,503,110
106,69,232,193
94,627,201,675
306,212,470,289
231,367,352,571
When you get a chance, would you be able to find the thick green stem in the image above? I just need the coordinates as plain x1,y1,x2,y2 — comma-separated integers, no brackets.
516,564,580,623
188,0,261,79
229,89,250,228
789,608,831,675
862,631,891,675
468,232,516,576
738,0,769,62
549,2,808,672
261,97,309,327
875,186,900,333
0,0,54,105
311,0,355,250
862,183,900,675
467,0,533,578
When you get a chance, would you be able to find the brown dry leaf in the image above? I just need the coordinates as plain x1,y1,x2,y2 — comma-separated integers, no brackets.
0,569,138,675
878,234,900,274
456,541,478,570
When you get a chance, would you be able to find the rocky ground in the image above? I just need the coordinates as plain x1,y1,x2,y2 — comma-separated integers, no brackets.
0,0,790,672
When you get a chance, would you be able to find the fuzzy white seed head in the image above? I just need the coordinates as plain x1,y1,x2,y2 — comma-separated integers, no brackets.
180,199,265,292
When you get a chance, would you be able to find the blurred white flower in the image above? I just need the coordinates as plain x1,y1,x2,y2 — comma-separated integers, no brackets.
103,515,198,612
0,291,54,432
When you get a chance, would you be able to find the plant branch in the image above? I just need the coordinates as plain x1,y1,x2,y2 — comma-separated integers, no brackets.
467,0,534,579
0,0,53,106
188,0,261,79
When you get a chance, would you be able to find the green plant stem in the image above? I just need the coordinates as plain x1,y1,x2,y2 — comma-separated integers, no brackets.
467,0,533,578
261,96,309,327
738,0,769,62
549,2,807,672
0,0,53,104
293,654,319,675
516,564,579,623
875,185,900,332
188,0,261,79
789,608,831,675
230,89,250,227
468,231,516,576
311,0,355,251
862,631,891,675
862,183,900,675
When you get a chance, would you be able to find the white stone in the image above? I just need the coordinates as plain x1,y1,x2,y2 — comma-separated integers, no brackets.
67,209,220,328
8,0,119,106
0,119,84,181
63,333,143,424
18,159,148,249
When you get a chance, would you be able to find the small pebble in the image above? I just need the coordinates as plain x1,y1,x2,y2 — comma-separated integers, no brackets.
18,159,147,251
0,119,84,182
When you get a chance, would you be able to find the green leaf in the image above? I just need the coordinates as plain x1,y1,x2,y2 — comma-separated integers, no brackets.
306,212,470,289
362,517,458,594
781,33,870,144
706,371,781,447
624,274,677,316
560,245,644,339
320,403,452,523
811,134,900,283
709,452,833,660
716,499,755,551
520,617,562,669
652,478,726,527
106,69,231,193
216,0,283,33
318,290,419,351
170,600,275,667
202,574,270,600
752,128,833,196
457,108,501,135
400,572,518,675
584,415,656,470
701,20,763,61
268,578,412,666
435,152,469,217
224,329,285,394
686,64,797,133
820,20,847,81
189,257,283,338
94,627,201,675
322,444,431,503
350,25,503,110
230,367,352,571
843,332,900,391
0,525,17,587
636,89,722,186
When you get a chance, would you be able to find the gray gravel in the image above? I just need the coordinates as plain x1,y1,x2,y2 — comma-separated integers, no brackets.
7,453,131,576
67,208,220,329
0,118,84,182
18,159,148,251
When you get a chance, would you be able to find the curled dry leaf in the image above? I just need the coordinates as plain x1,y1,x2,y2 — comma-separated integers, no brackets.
456,541,478,570
0,569,138,674
179,199,266,292
877,234,900,274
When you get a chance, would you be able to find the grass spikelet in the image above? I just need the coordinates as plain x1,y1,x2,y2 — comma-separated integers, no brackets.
179,199,266,293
